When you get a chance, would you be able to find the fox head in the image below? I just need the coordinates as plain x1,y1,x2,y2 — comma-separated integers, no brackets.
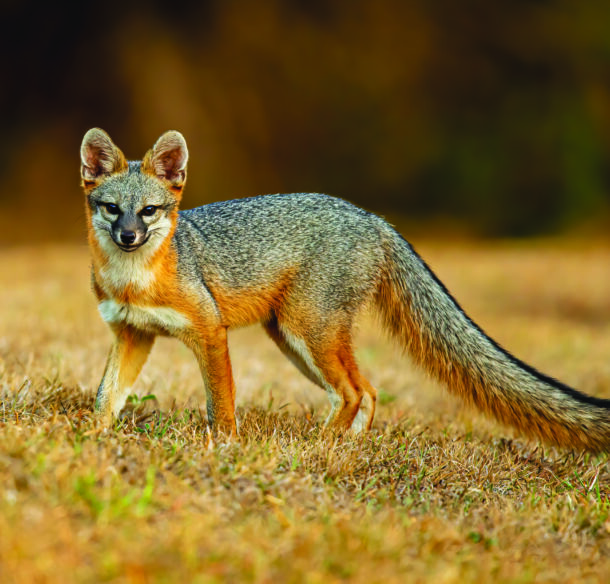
80,129,188,255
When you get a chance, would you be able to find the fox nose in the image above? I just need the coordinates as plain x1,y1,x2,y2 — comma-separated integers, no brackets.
120,231,136,245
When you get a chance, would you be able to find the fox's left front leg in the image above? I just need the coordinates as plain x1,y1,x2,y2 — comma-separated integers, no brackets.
185,325,237,436
95,325,155,423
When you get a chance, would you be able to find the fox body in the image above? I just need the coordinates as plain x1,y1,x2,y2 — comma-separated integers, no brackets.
81,128,610,451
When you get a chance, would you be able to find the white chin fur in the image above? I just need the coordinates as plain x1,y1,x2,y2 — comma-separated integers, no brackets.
95,218,171,293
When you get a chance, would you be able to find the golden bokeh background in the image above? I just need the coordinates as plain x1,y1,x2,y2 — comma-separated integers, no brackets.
2,0,610,243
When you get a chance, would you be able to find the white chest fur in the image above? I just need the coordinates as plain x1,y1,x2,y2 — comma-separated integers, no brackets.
98,299,191,335
98,248,156,293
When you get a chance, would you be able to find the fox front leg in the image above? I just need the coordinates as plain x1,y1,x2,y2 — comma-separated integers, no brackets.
186,325,237,436
95,326,155,424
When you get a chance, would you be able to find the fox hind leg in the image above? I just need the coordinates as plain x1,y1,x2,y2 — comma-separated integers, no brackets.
264,317,376,432
263,316,326,389
349,369,377,433
311,339,378,431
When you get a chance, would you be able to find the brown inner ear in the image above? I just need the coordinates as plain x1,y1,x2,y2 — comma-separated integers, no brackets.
81,142,128,186
155,151,185,182
83,150,111,177
142,146,187,189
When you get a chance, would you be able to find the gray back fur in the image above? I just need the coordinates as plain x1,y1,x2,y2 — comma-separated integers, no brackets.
175,193,387,315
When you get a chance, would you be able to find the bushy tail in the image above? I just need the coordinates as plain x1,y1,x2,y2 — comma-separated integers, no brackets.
375,230,610,452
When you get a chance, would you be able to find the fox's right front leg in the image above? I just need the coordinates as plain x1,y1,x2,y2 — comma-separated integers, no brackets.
95,325,155,424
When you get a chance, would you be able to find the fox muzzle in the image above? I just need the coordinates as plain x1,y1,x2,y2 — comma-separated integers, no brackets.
112,213,148,252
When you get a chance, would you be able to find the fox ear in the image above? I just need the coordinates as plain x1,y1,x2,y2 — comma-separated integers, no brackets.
80,128,128,188
142,131,188,191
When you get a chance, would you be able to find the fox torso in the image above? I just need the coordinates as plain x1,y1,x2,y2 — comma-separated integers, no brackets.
173,193,386,328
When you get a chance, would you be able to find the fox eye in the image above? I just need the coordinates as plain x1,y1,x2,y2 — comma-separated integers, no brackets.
140,205,158,217
104,203,120,215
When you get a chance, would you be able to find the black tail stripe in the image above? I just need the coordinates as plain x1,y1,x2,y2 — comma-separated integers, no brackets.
401,235,610,411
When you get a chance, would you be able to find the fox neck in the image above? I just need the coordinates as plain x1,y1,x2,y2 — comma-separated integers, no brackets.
89,211,178,304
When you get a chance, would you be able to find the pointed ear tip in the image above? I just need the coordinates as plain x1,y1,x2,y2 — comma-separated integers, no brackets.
159,130,187,146
82,127,113,148
166,129,185,138
84,127,108,137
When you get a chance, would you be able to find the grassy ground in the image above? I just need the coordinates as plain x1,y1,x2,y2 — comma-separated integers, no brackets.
1,240,609,583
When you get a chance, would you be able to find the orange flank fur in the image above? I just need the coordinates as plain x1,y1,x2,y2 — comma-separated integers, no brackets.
208,271,296,328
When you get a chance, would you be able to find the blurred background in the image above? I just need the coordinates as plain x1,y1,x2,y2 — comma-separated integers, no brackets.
2,0,610,244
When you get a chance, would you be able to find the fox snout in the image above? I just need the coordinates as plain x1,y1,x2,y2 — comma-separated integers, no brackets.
112,213,148,251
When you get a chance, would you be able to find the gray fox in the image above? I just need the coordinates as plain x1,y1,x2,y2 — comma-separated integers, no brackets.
81,128,610,451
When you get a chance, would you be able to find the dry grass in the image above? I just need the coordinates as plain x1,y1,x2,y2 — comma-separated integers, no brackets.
1,240,609,583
